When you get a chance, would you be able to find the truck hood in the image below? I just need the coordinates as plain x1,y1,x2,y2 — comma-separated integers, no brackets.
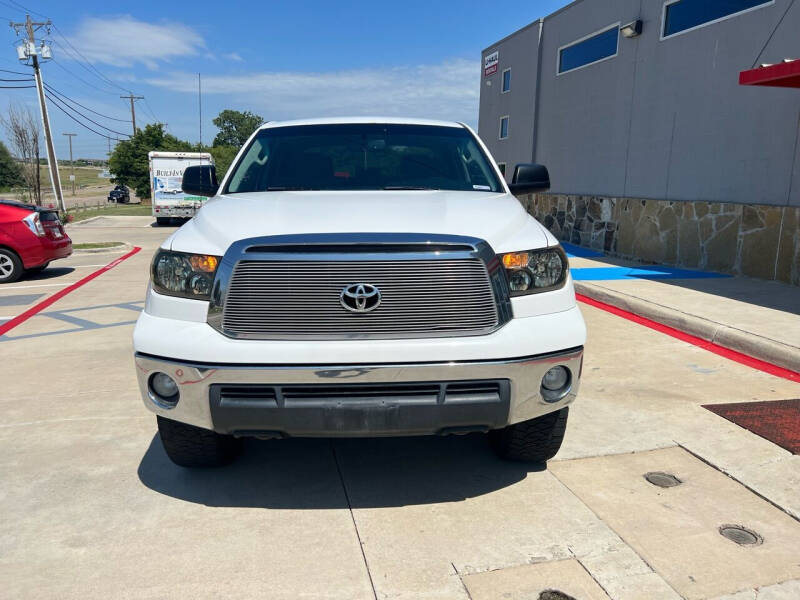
168,190,551,256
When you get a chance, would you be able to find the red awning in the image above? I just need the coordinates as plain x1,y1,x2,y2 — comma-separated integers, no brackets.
740,60,800,88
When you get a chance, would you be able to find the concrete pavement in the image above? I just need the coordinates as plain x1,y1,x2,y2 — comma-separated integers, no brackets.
0,216,798,599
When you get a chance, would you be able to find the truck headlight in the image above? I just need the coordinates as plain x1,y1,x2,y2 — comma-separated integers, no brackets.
499,246,568,296
151,250,220,300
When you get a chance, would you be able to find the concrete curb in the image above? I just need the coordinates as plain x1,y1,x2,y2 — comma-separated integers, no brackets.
66,216,103,226
73,242,132,254
574,281,800,375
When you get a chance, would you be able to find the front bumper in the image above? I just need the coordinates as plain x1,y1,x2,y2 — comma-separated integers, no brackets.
154,205,198,218
134,347,583,436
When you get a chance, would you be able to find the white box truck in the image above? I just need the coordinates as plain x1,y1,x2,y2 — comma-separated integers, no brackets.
149,151,214,226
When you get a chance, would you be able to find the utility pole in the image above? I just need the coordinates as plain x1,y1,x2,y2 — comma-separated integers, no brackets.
10,15,64,211
198,73,202,148
120,93,144,136
62,133,76,195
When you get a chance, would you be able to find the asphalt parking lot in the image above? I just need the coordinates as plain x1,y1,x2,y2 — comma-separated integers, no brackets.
1,216,799,600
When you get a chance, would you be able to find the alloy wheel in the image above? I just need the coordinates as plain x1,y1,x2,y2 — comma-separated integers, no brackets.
0,254,13,278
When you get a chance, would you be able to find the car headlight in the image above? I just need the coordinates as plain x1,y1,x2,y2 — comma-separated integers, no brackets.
151,250,220,300
499,246,568,296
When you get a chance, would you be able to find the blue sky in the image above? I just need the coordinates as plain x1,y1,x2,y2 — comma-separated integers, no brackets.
0,0,569,159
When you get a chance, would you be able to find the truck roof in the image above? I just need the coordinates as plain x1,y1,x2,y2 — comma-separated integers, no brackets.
148,152,213,159
258,117,465,130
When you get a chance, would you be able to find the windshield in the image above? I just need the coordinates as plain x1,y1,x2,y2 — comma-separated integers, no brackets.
224,124,502,194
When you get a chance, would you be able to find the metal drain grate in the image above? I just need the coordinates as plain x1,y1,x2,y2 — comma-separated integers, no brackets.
644,471,682,488
719,525,763,546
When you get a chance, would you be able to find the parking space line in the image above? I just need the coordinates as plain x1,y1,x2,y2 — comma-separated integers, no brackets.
0,300,144,342
0,247,141,338
45,311,105,329
576,293,800,383
0,283,71,290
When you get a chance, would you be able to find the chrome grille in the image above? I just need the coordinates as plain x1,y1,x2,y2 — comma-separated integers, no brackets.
221,259,500,339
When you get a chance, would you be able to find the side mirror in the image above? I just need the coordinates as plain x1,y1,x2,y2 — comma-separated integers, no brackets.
509,163,550,195
182,165,219,197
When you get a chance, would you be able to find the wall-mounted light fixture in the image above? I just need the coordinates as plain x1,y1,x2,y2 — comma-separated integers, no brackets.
621,20,643,38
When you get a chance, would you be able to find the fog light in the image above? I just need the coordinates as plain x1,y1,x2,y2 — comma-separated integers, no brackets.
149,372,179,407
541,366,571,402
542,366,569,391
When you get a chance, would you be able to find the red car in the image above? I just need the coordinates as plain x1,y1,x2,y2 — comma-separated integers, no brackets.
0,199,72,283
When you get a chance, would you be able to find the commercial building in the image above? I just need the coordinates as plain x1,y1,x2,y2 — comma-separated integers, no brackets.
479,0,800,285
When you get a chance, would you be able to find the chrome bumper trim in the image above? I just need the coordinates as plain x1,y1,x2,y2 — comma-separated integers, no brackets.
134,347,583,432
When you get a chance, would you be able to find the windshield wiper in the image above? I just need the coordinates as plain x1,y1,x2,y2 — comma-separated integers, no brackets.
382,186,439,190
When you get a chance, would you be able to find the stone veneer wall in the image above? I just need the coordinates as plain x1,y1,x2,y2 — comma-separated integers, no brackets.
519,194,800,286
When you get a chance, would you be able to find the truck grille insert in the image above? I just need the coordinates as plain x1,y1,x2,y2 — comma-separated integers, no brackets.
221,259,500,339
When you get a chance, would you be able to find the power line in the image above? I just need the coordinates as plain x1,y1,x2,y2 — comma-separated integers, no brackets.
49,40,128,94
4,0,47,19
49,28,129,93
0,0,23,14
0,83,34,88
0,67,29,75
48,57,120,96
142,97,160,124
46,92,123,141
44,81,130,122
45,86,131,137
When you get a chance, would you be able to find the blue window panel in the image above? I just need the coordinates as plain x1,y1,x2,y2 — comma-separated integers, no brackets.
502,69,511,92
559,26,619,74
499,117,509,139
664,0,772,37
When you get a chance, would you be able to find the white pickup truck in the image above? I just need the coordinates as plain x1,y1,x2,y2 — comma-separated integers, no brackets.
134,118,586,468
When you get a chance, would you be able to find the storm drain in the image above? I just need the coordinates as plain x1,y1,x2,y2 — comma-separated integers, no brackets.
644,471,682,488
719,525,763,546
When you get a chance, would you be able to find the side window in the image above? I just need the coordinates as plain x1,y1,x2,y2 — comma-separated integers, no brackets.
558,25,619,75
497,163,507,177
499,116,509,140
502,69,511,93
662,0,773,38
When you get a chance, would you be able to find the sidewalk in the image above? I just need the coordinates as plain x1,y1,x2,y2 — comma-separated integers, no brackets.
565,243,800,374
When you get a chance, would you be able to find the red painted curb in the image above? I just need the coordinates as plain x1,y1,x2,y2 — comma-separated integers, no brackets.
576,293,800,383
0,246,142,338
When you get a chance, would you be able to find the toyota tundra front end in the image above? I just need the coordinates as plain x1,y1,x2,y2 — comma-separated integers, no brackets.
133,117,586,467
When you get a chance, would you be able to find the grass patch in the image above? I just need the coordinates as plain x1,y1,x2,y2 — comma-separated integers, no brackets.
40,166,106,189
72,242,125,250
67,204,152,222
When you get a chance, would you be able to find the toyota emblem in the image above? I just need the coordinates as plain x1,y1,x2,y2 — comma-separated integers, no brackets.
340,283,381,313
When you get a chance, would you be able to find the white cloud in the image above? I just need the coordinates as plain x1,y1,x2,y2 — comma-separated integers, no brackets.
222,52,243,62
145,58,480,125
64,16,205,68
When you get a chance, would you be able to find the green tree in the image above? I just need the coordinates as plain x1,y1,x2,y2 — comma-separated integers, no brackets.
0,140,23,189
212,109,264,147
108,124,193,199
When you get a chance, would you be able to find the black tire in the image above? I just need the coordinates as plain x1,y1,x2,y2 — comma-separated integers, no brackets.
27,261,50,273
489,407,569,463
157,416,242,468
0,248,23,284
156,217,171,226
